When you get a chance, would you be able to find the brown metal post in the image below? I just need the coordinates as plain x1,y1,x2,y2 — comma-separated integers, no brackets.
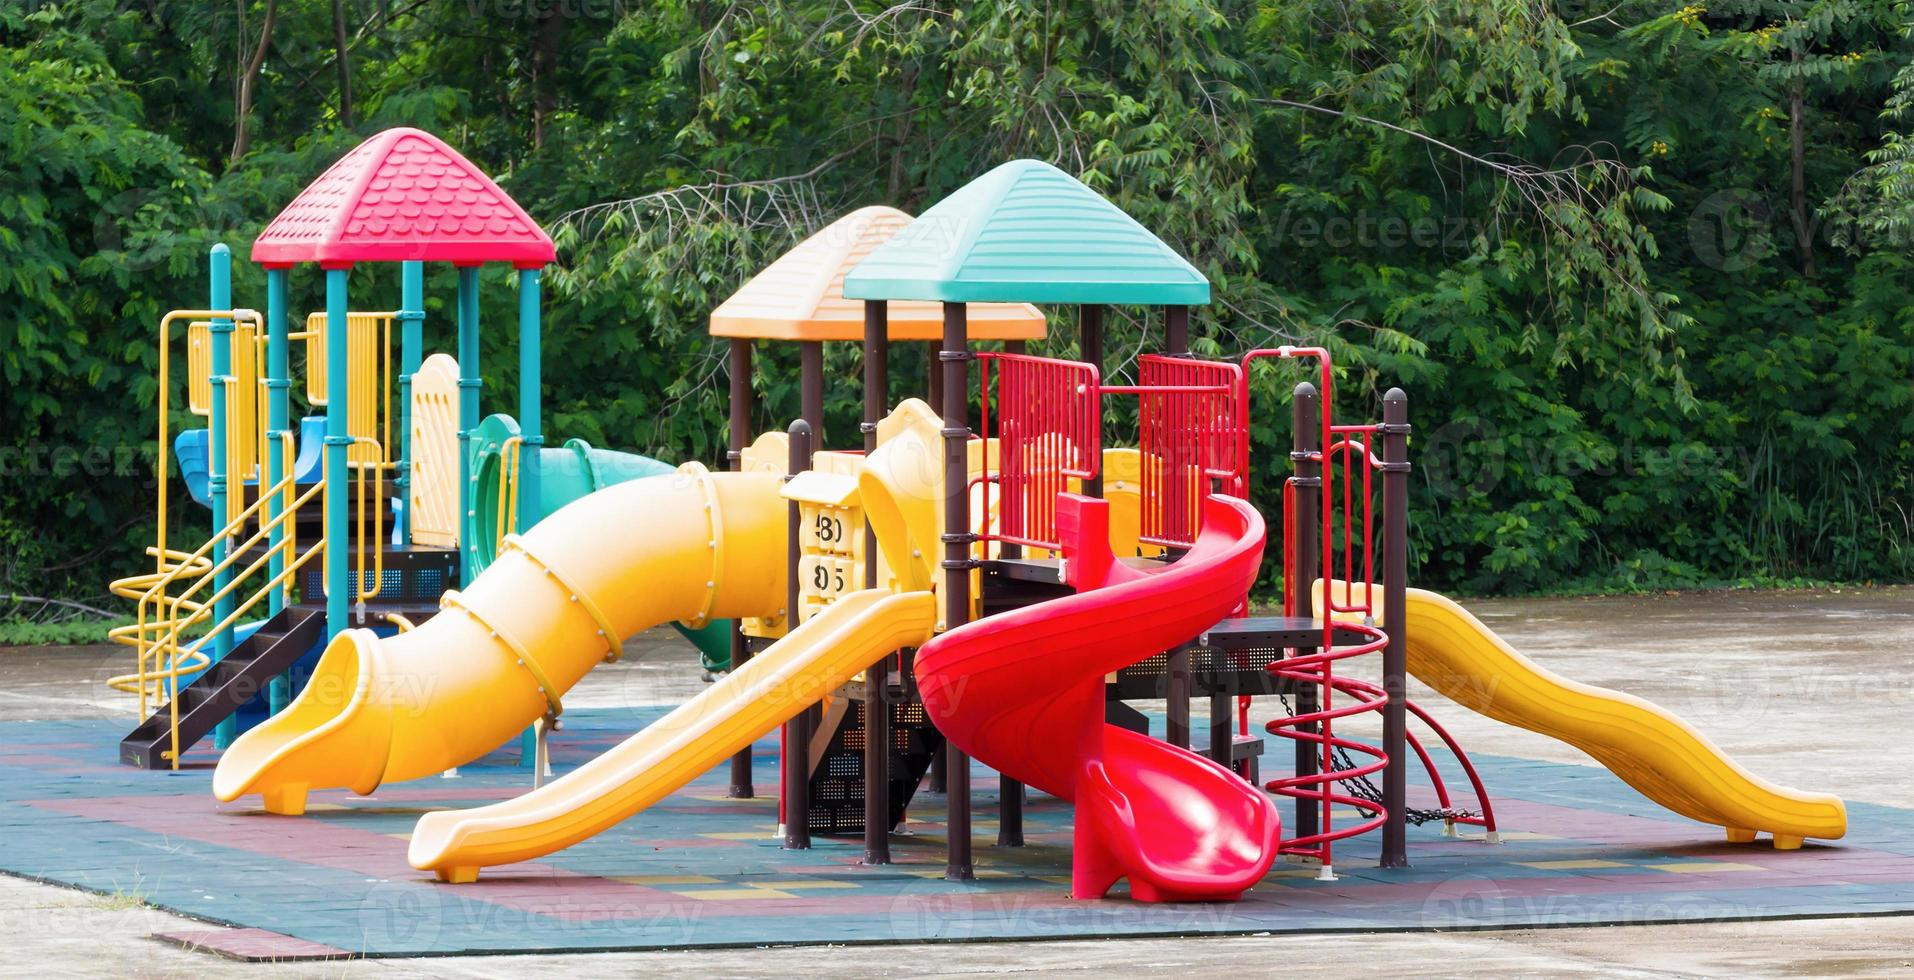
800,340,825,443
782,417,813,850
1290,381,1321,842
862,300,893,865
727,339,755,798
1380,388,1411,868
1167,649,1192,748
1079,305,1103,498
1165,305,1189,355
939,301,974,880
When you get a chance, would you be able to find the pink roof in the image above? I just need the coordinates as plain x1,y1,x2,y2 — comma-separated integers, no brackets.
251,128,555,269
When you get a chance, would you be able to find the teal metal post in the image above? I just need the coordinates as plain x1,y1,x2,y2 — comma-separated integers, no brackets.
516,267,543,768
324,267,353,638
397,261,425,546
208,245,237,748
265,267,291,714
456,267,481,585
516,268,542,531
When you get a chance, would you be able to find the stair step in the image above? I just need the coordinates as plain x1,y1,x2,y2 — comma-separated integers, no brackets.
119,605,327,769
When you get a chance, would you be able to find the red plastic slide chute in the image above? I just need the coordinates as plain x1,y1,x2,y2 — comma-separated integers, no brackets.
915,493,1279,901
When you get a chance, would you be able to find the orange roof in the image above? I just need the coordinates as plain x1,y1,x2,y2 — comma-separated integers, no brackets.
710,206,1047,341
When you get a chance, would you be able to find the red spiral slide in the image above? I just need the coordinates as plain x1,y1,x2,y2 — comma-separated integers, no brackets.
915,493,1280,901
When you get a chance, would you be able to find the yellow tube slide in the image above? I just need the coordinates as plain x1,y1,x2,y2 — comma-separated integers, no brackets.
212,465,789,815
408,588,936,882
1320,582,1846,848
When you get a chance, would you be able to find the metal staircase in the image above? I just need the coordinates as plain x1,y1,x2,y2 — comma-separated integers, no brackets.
119,605,324,769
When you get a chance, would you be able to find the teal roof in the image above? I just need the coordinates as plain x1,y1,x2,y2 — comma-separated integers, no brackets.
842,160,1210,306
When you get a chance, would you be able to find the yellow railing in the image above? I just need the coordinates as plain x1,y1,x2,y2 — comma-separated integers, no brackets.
306,311,397,468
495,435,523,546
350,436,390,610
109,306,400,766
107,431,324,765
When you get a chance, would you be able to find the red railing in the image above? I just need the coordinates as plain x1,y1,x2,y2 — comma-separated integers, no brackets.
973,344,1495,866
978,352,1245,550
1241,346,1495,867
976,352,1101,549
1132,355,1244,548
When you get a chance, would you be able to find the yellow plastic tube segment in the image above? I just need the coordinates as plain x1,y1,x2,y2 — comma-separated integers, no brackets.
212,465,789,814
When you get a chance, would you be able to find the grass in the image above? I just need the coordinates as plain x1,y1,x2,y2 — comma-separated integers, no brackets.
0,616,126,648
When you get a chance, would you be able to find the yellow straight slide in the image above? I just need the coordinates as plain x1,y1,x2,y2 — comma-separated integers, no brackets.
212,465,789,815
1321,582,1846,849
408,588,937,883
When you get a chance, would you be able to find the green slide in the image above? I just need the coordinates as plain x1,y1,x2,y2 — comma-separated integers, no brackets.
465,413,735,671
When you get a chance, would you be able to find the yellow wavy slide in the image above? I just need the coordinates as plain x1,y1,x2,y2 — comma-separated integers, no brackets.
212,464,791,814
1321,582,1846,848
408,589,935,882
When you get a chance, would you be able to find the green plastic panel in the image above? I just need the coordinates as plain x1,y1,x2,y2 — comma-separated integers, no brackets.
842,159,1209,306
465,413,734,670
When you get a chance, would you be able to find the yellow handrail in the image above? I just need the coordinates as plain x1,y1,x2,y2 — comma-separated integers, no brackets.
148,310,264,580
109,435,300,701
351,437,390,608
110,303,414,764
107,309,263,716
304,311,398,469
107,477,321,706
496,436,524,548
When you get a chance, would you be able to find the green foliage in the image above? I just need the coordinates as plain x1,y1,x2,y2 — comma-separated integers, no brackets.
3,0,1911,619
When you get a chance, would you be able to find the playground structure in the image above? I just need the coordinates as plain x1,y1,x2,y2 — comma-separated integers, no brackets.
109,129,1846,905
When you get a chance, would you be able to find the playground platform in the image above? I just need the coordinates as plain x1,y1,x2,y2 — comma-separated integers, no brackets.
2,707,1911,960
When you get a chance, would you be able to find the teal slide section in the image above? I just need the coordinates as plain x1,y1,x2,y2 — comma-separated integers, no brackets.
464,413,735,671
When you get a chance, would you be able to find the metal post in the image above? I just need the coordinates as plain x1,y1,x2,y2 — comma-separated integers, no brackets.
1166,649,1191,748
1165,305,1189,355
265,267,291,714
794,339,826,830
455,267,481,586
1380,388,1411,868
208,246,237,747
1080,305,1104,498
517,268,543,531
396,261,423,545
783,418,814,850
862,300,893,864
727,338,756,798
323,266,353,638
1290,381,1321,842
940,301,974,881
800,340,825,443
